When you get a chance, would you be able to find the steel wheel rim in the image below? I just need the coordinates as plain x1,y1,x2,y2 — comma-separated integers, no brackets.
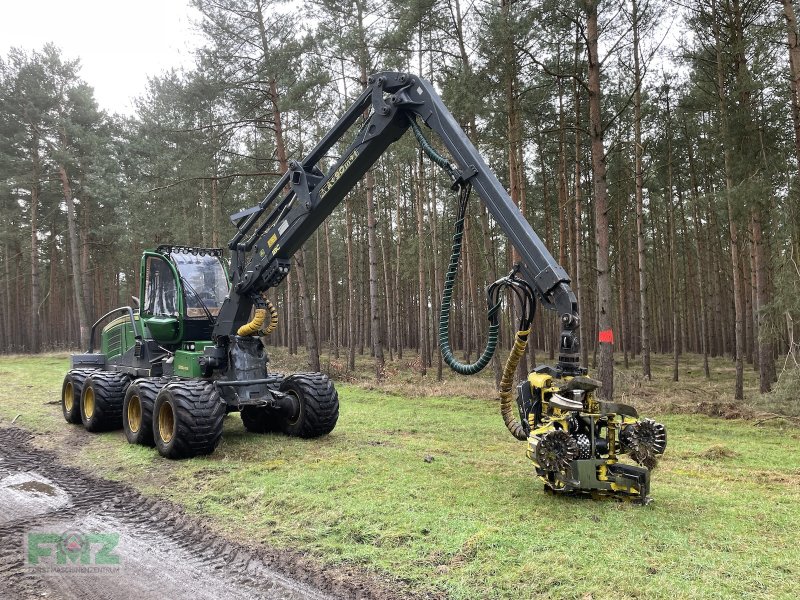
158,401,175,443
64,382,73,412
127,395,141,433
83,387,95,418
285,390,302,425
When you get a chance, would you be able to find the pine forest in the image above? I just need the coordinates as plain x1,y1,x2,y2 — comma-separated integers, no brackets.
1,0,799,402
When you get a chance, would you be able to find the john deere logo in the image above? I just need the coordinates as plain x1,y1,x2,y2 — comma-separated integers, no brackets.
27,530,120,572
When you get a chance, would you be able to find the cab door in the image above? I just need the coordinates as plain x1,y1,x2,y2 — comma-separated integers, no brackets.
140,252,183,344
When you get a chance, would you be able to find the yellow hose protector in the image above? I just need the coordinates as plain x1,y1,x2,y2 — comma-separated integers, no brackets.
237,308,266,336
260,299,279,336
499,329,530,441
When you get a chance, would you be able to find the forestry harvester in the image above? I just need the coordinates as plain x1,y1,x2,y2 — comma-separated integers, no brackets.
61,72,666,502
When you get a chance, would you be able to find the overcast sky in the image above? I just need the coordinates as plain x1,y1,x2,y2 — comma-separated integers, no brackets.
1,0,202,115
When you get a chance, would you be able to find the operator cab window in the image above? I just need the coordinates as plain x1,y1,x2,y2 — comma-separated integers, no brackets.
171,252,229,318
143,256,179,317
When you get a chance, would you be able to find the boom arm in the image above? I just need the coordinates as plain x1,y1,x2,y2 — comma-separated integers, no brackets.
213,72,583,376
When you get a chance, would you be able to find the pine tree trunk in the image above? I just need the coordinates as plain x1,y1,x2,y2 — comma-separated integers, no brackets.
585,0,614,399
29,140,41,353
782,0,800,175
58,165,89,350
366,170,385,381
3,242,12,348
395,167,404,359
415,155,428,375
78,171,93,322
324,222,339,359
714,4,745,399
295,247,321,372
751,210,772,392
685,118,711,378
664,91,679,382
291,278,298,354
316,231,324,348
632,0,651,380
346,197,357,371
379,202,393,362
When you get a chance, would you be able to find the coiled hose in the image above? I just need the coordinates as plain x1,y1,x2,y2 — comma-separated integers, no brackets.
410,116,501,374
499,329,531,440
260,298,279,336
237,294,279,337
438,182,503,375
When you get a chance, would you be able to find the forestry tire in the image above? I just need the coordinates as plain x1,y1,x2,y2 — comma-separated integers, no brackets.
123,378,167,446
61,369,97,425
279,373,339,438
81,371,129,432
153,380,225,459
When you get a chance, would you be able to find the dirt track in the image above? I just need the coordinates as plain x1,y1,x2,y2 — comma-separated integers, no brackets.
0,427,358,600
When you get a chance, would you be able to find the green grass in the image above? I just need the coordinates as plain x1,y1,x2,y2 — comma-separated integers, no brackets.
1,352,798,599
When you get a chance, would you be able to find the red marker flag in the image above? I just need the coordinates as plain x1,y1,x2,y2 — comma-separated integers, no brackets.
598,329,614,344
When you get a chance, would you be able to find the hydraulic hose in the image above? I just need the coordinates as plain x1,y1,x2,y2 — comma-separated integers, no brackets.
237,309,266,336
499,330,531,440
237,293,276,337
408,117,455,177
260,298,279,336
438,183,502,375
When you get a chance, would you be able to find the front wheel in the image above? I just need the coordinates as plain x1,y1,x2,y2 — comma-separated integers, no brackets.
123,378,166,446
279,373,339,438
153,381,225,459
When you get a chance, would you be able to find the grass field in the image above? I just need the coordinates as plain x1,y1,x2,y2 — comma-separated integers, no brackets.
1,351,798,599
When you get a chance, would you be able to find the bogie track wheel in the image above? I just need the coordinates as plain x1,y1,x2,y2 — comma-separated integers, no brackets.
81,372,129,432
278,373,339,438
123,378,167,446
61,369,97,424
153,381,225,459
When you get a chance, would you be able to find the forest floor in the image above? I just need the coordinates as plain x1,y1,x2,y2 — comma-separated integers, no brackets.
0,350,798,599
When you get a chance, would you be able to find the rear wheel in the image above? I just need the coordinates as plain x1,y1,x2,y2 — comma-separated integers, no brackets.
61,369,96,424
240,405,281,433
278,373,339,438
81,372,129,432
153,380,225,459
123,378,166,446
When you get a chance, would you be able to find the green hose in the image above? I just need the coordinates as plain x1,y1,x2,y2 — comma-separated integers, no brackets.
438,186,501,375
408,118,455,176
410,115,500,376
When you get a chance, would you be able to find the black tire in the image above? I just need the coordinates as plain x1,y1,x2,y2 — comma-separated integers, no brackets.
240,405,280,433
81,372,129,432
123,378,167,446
153,380,225,459
279,373,339,438
61,369,96,424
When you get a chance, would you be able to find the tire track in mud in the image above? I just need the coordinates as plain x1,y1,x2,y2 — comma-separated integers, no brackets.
0,427,431,600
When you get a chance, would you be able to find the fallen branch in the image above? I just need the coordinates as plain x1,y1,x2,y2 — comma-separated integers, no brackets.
754,412,800,426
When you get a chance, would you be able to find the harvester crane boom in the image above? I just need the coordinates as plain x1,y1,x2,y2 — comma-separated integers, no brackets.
214,71,583,377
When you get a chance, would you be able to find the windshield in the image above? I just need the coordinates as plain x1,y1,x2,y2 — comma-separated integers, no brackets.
171,252,230,318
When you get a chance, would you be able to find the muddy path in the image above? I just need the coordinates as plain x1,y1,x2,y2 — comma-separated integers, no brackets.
0,427,417,600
